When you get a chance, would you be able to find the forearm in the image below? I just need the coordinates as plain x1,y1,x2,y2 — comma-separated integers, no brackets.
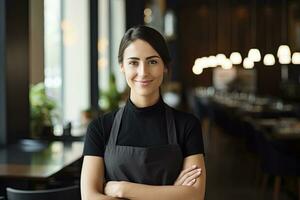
122,182,203,200
82,192,122,200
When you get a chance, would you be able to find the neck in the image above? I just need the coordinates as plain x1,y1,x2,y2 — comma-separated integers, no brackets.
130,91,160,108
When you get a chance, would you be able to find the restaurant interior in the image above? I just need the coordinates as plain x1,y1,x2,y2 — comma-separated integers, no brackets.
1,0,300,199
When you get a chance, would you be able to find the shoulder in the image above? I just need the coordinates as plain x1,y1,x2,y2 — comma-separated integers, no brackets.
170,106,201,128
87,109,119,135
83,109,119,156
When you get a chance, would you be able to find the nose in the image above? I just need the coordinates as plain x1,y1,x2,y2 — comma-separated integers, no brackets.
137,61,149,76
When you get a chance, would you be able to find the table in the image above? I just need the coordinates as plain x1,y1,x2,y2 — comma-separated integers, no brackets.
0,139,84,180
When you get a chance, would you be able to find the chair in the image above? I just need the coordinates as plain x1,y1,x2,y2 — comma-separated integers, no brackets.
6,185,80,200
253,129,300,200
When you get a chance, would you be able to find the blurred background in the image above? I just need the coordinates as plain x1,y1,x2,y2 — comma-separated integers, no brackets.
1,0,300,199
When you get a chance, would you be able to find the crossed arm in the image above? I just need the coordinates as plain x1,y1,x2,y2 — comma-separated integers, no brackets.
81,154,206,200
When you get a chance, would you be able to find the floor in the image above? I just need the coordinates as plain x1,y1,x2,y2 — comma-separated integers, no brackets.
203,119,297,200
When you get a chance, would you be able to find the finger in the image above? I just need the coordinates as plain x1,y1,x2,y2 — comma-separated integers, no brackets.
182,169,201,185
176,168,201,186
177,165,198,180
184,178,196,186
180,168,201,182
175,166,198,185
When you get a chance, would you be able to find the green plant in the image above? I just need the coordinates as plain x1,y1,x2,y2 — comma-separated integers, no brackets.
99,73,121,112
30,82,56,137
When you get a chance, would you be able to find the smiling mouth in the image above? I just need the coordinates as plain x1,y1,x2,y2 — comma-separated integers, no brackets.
135,80,153,83
134,80,153,85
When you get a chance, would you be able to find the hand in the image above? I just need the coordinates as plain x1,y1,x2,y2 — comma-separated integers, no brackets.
174,165,202,186
104,181,125,198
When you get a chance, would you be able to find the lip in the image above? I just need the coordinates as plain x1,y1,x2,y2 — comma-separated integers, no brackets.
135,80,153,83
134,80,153,86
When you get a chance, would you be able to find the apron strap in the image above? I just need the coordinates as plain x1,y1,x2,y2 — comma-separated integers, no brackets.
107,106,125,146
165,105,178,145
107,104,178,146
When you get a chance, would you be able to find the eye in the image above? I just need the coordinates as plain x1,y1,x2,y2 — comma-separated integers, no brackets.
128,60,139,66
148,60,158,65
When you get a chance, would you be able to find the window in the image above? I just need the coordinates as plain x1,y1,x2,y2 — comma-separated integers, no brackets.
44,0,90,135
98,0,126,110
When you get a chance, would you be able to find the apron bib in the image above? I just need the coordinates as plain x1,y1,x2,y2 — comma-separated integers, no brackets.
104,105,183,185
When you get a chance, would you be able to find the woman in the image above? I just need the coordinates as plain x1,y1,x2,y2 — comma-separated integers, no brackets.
81,25,206,200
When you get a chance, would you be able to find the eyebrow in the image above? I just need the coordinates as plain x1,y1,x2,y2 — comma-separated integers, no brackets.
127,56,160,60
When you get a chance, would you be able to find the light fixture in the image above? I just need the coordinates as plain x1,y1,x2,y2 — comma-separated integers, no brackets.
192,65,203,75
195,57,209,68
144,8,152,16
207,56,217,68
263,0,273,67
279,55,291,64
144,8,153,24
292,52,300,64
243,57,254,69
263,54,275,66
229,52,242,64
248,0,260,63
221,59,232,70
277,45,291,58
248,48,261,62
216,54,226,66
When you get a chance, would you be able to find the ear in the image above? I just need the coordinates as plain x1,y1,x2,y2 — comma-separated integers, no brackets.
120,64,125,73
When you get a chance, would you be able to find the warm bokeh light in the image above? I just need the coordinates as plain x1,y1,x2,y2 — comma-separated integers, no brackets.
98,38,109,53
207,56,218,68
229,52,242,64
192,64,203,75
248,48,261,62
277,45,291,58
279,55,291,64
144,8,152,16
98,58,108,69
263,54,275,66
292,52,300,64
144,16,152,23
195,57,208,68
221,59,233,70
216,54,226,66
243,57,254,69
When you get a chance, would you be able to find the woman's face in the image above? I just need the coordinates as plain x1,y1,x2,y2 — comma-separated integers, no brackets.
121,39,166,98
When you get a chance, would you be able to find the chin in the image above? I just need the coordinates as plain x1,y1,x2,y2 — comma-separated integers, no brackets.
132,88,157,97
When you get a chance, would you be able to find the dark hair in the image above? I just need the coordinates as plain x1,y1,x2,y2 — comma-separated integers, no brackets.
118,25,171,68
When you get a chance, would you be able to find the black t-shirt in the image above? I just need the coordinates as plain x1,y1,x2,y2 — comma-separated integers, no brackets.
83,97,205,158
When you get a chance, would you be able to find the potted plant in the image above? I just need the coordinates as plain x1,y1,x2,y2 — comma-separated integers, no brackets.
99,73,122,112
30,82,56,138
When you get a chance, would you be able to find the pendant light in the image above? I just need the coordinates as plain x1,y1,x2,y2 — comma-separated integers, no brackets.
243,57,254,69
248,0,261,63
292,52,300,64
263,0,275,66
216,54,226,66
279,0,290,81
230,52,242,65
192,64,203,75
263,54,276,66
222,59,233,70
248,49,261,62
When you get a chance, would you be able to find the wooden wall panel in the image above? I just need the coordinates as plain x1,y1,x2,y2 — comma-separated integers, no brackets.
0,0,30,145
177,0,296,97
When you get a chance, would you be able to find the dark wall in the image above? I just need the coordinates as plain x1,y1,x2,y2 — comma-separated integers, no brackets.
0,0,30,145
125,0,146,29
178,0,299,97
0,0,6,146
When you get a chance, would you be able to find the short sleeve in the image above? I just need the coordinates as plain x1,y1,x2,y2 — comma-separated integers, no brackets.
182,116,205,157
83,118,105,157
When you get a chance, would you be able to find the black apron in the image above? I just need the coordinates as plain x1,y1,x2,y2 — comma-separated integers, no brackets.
104,105,183,185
